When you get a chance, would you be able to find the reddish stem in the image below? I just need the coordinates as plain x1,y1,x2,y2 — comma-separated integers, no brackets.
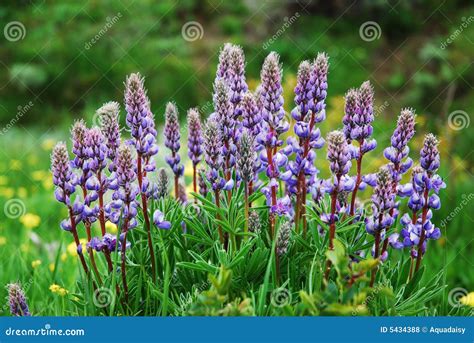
349,141,364,217
324,177,340,281
415,187,430,273
137,153,157,281
193,164,197,203
68,206,89,276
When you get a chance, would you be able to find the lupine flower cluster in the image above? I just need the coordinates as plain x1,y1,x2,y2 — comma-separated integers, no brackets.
51,43,447,303
7,283,30,316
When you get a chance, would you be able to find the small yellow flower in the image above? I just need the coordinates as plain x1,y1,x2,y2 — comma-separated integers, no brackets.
0,175,8,186
41,138,56,151
0,187,15,198
460,292,474,307
10,159,22,171
67,239,87,256
31,170,48,181
49,284,61,293
105,221,118,234
184,160,193,177
20,213,41,229
42,178,53,190
0,236,6,245
17,187,28,198
60,253,68,262
21,243,30,253
57,287,68,296
49,263,55,272
31,260,42,269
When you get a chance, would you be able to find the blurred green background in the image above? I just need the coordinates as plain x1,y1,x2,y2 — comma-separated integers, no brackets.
0,0,473,314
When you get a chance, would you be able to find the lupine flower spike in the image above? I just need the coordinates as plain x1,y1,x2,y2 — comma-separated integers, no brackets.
124,72,158,281
237,130,256,240
349,81,377,216
164,102,184,199
51,142,89,275
204,118,226,244
97,101,121,172
258,52,290,238
113,144,139,300
323,131,353,280
187,108,203,200
7,283,30,316
366,167,396,286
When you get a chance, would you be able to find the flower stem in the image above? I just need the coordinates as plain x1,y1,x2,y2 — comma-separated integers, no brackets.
214,189,224,245
349,142,364,217
324,178,340,282
244,183,249,241
121,219,129,302
193,164,197,203
68,206,89,276
415,187,430,273
137,153,156,282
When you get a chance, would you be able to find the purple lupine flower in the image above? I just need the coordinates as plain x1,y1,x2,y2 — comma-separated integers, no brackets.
7,283,30,316
282,60,325,196
84,128,108,190
88,233,129,252
342,88,358,144
237,130,256,183
154,168,169,199
310,52,329,118
164,102,184,178
366,167,396,236
241,92,262,137
124,73,158,172
187,108,203,167
97,101,121,172
320,131,354,224
384,108,416,185
216,43,233,80
228,45,248,119
420,133,440,173
153,209,171,230
203,118,229,191
108,145,139,230
213,79,236,186
258,52,290,219
52,142,75,207
352,81,377,153
70,120,89,180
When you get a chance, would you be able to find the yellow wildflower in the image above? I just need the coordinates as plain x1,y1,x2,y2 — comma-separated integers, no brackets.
41,138,56,151
60,253,68,262
57,287,68,296
31,260,42,269
0,236,6,245
0,187,15,198
105,221,118,234
460,292,474,307
67,239,87,256
19,213,41,229
31,170,48,181
0,175,7,186
49,263,55,272
49,284,61,293
17,187,28,198
10,159,22,171
42,178,53,190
